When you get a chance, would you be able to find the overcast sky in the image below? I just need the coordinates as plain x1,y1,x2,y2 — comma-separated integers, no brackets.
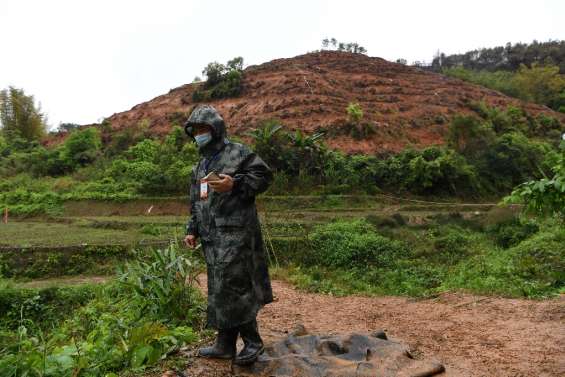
1,0,563,130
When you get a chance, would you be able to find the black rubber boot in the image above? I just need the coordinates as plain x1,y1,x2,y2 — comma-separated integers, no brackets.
234,319,264,366
198,327,238,359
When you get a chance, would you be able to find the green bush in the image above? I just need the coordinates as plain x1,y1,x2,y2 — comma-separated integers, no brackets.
445,225,564,297
210,69,242,98
0,133,8,157
429,226,474,264
278,216,565,298
29,147,73,176
308,219,409,268
376,146,479,195
248,121,327,184
346,102,363,124
365,213,405,228
62,127,101,168
118,245,205,323
442,63,565,112
0,284,100,330
481,132,550,191
0,187,63,216
365,261,446,296
0,245,131,279
486,218,539,248
447,109,555,193
106,128,198,194
193,57,244,101
503,140,565,218
509,226,565,291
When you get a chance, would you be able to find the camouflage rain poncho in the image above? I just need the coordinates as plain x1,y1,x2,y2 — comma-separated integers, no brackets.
185,105,274,329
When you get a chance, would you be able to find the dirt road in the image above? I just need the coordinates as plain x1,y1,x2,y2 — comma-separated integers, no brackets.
186,279,564,376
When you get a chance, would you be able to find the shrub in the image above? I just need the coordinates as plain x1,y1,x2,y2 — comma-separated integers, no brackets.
483,132,551,191
345,102,375,139
535,113,562,136
106,129,198,194
365,214,405,228
442,63,565,112
377,146,479,195
126,139,159,162
508,226,565,292
486,218,539,248
503,140,565,218
62,127,101,168
0,134,7,157
104,127,141,157
308,219,409,268
446,225,564,297
0,284,99,329
346,102,363,124
210,69,242,98
118,245,205,323
429,226,474,265
447,114,495,157
193,57,244,101
0,187,63,216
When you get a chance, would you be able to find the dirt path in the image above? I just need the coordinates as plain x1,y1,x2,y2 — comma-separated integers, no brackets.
185,279,564,377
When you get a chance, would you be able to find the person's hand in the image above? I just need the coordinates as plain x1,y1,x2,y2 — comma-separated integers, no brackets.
184,234,197,248
208,174,234,193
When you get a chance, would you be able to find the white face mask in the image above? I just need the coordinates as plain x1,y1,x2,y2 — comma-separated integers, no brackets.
194,132,212,147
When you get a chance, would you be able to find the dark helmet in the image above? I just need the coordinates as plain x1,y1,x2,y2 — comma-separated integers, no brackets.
184,105,226,141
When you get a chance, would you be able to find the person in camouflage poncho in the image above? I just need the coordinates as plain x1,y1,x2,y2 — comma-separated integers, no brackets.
183,104,274,365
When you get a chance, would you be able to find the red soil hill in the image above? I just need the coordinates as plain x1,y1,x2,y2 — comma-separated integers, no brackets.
61,51,565,154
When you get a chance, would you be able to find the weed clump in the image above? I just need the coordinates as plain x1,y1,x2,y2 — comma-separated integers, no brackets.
308,219,408,268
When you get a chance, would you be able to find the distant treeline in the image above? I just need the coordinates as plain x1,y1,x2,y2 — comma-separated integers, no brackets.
430,40,565,73
426,40,565,112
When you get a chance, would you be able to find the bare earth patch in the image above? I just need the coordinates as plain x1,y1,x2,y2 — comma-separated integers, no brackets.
182,279,564,376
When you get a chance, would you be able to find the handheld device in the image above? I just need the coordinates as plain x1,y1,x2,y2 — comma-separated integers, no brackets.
204,171,222,181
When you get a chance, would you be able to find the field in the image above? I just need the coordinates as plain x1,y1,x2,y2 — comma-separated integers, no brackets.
1,195,563,376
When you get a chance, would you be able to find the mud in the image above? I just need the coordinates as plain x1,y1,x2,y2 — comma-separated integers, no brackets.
181,279,564,376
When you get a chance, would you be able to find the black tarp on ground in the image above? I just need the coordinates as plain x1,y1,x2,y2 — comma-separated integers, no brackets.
233,327,445,377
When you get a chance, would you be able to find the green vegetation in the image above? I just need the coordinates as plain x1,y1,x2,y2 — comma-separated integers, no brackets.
308,220,408,268
503,139,565,218
1,198,562,375
0,124,199,215
1,79,562,217
321,38,367,54
1,102,561,215
0,244,205,376
0,87,47,142
249,102,560,197
192,57,244,101
274,216,563,298
0,244,133,279
444,64,565,112
2,42,563,375
433,40,565,111
432,40,565,74
345,102,375,139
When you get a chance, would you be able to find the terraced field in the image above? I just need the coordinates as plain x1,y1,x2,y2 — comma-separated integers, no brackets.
5,197,563,376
